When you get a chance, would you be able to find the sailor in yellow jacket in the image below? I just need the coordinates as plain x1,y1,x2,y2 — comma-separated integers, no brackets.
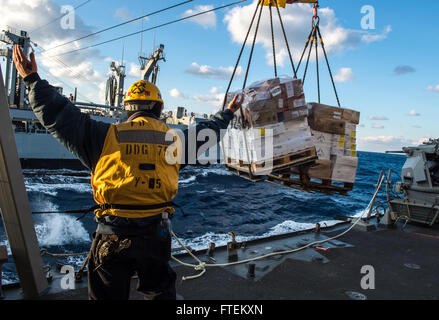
13,44,243,300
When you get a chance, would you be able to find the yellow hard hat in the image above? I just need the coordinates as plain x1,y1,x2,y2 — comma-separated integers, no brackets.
124,80,163,106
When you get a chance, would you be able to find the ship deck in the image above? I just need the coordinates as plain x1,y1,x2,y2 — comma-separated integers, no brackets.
3,219,438,301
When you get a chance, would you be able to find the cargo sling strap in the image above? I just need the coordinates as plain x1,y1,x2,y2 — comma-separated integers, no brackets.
32,201,187,220
221,0,299,180
295,4,341,107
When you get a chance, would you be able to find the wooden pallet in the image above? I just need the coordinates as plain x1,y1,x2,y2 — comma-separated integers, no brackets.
253,147,317,172
226,164,264,182
266,170,354,195
226,147,317,177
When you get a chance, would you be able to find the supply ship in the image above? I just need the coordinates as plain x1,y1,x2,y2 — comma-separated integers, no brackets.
2,30,208,169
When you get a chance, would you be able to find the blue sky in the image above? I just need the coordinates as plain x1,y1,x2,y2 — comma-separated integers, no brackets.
1,0,438,152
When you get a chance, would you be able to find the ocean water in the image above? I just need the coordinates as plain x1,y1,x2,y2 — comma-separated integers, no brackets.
0,151,406,284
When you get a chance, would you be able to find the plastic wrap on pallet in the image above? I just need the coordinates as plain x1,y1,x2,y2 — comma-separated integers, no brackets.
224,122,313,164
249,128,314,162
224,77,313,168
227,77,307,129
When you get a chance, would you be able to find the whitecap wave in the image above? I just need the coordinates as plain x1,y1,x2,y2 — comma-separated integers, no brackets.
199,167,234,177
25,182,92,196
35,214,90,247
179,176,197,184
171,206,371,252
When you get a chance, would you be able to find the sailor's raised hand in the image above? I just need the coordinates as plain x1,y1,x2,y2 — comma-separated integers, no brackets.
227,93,244,113
12,44,38,79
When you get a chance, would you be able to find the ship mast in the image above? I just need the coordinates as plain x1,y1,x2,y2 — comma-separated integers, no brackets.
139,44,165,84
0,29,31,109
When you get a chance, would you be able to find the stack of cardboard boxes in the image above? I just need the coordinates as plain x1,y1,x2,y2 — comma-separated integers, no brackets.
223,77,361,188
224,77,317,174
304,103,360,184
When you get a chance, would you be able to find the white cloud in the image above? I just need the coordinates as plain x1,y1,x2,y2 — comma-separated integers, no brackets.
408,110,420,117
426,84,439,92
361,25,392,43
186,62,243,79
412,136,431,145
209,86,220,94
357,136,408,152
169,88,187,99
128,62,141,78
1,0,106,100
192,92,224,107
372,124,384,129
114,7,133,21
223,1,391,67
360,136,402,143
182,5,216,29
334,67,354,83
358,135,432,152
369,116,389,121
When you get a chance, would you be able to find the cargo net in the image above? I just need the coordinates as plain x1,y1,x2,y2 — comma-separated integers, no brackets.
221,0,360,195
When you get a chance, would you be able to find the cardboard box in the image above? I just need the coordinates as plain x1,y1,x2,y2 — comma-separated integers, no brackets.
331,155,358,183
251,134,314,162
286,94,307,110
308,102,360,124
308,118,346,135
246,118,309,139
308,160,333,180
280,106,309,122
248,110,279,127
311,130,332,144
314,143,331,160
248,124,311,147
280,79,304,98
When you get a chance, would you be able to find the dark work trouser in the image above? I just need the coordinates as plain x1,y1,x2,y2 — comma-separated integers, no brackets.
87,220,176,300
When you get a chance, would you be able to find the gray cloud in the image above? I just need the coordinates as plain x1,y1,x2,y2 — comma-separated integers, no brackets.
393,65,415,75
369,116,389,121
186,62,242,79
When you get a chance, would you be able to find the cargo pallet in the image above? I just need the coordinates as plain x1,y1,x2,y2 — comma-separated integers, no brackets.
253,147,317,172
225,164,265,182
225,147,318,181
266,171,354,195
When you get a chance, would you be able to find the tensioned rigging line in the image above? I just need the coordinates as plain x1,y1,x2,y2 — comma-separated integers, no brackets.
273,0,297,78
30,0,92,34
230,0,264,181
222,0,298,180
221,0,262,111
269,4,277,78
35,46,89,81
37,65,94,104
295,3,341,107
32,45,99,102
45,0,249,59
42,0,193,53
